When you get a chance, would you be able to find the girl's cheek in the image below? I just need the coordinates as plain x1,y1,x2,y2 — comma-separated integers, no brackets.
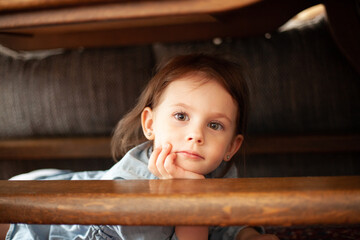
153,139,162,149
153,137,168,149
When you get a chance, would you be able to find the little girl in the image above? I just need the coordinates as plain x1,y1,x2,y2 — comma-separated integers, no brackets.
5,54,278,240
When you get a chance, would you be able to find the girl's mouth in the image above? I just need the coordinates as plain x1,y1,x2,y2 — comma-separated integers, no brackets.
175,151,204,160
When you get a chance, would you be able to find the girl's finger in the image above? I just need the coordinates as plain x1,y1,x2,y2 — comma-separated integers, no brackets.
148,146,162,177
156,143,172,179
164,153,205,179
163,152,177,176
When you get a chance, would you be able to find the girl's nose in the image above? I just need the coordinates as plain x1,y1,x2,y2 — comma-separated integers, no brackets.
186,129,204,144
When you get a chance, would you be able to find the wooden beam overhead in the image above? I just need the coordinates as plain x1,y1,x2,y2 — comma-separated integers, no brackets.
0,0,320,50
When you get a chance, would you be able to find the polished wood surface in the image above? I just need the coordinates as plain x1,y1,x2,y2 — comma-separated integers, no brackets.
0,137,111,160
0,0,319,50
1,176,359,225
1,134,358,160
0,0,120,11
0,0,260,12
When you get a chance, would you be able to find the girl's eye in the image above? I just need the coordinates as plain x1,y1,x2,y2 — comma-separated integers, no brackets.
174,112,189,121
208,122,224,131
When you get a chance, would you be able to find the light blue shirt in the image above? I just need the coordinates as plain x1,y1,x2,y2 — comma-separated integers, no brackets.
7,142,245,240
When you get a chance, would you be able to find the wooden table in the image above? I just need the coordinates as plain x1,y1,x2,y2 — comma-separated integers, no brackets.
0,0,318,50
1,176,359,226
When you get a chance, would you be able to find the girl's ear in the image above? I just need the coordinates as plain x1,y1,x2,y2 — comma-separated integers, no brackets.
141,107,155,140
224,134,244,161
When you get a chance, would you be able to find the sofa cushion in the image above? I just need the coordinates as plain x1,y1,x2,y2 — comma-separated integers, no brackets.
0,46,153,138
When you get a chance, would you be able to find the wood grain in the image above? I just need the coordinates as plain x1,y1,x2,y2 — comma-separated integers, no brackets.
0,137,111,160
0,0,119,12
0,0,260,14
0,176,359,226
0,0,318,50
0,0,260,28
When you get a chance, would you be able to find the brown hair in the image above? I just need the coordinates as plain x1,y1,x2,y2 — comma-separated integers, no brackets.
111,54,249,174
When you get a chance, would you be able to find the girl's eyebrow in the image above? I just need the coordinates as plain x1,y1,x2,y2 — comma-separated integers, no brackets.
211,113,232,124
171,103,192,109
171,103,233,123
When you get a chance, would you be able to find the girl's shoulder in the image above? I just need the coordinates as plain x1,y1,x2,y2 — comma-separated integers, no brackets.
101,141,157,180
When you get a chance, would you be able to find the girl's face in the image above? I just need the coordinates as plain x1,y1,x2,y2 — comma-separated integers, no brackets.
142,74,243,175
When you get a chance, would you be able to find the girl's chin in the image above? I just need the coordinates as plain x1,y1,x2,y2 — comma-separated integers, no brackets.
175,159,204,175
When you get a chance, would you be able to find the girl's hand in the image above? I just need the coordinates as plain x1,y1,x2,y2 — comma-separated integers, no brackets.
175,226,208,240
236,228,279,240
148,143,205,179
244,234,279,240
